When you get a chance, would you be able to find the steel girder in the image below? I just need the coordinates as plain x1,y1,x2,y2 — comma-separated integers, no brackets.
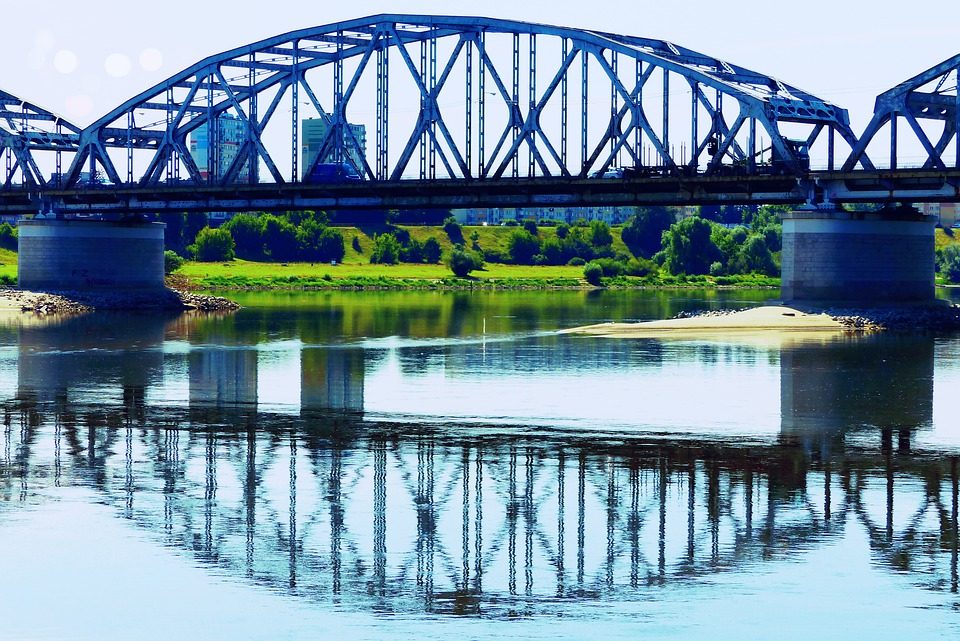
0,89,80,188
66,14,856,188
843,54,960,171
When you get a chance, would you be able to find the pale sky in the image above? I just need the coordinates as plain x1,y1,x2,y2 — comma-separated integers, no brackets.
1,0,956,144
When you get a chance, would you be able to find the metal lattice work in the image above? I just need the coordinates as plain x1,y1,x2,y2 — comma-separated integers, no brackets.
65,14,857,187
844,54,960,171
0,89,80,188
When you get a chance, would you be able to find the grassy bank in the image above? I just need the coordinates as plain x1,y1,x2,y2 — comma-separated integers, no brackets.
0,248,15,286
173,259,779,290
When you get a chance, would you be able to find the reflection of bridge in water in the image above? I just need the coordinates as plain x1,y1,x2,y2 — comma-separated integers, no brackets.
0,317,957,614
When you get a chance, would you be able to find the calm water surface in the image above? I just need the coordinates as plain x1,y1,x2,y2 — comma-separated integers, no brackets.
2,289,960,640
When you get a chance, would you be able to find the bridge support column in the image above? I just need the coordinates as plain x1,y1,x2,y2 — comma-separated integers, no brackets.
17,219,166,291
781,207,936,304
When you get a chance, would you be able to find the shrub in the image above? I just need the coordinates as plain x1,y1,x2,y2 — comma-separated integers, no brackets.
620,208,675,258
224,213,266,260
0,222,17,251
589,220,613,247
164,250,184,274
352,236,362,253
583,261,603,286
423,237,443,263
506,229,541,265
523,218,539,236
556,222,570,239
591,257,626,277
567,256,586,266
442,216,464,244
370,233,402,264
189,227,235,262
939,245,960,282
260,215,298,261
448,247,484,277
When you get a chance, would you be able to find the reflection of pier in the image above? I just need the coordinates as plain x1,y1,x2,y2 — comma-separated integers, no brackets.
3,401,958,613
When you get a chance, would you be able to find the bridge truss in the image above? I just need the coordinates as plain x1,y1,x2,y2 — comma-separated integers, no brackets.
0,90,80,188
60,14,857,189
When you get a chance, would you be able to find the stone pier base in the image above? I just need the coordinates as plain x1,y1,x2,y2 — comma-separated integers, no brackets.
18,219,166,291
781,208,936,304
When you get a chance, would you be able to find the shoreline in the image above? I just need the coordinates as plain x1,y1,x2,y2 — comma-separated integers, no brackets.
0,287,240,316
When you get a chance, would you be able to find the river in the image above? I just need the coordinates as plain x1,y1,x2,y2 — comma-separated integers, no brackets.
2,288,959,640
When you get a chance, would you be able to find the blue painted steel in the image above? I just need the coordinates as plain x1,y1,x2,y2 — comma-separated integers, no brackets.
0,89,80,187
844,54,960,171
53,14,856,188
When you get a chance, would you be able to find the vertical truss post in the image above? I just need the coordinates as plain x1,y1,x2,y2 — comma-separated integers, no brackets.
419,40,427,180
528,34,537,177
248,52,258,184
561,39,569,170
581,50,588,174
890,115,898,170
691,81,698,170
662,68,669,166
334,32,345,167
479,32,486,177
748,117,756,173
377,44,389,180
955,70,959,168
292,41,300,181
511,33,520,177
610,51,618,161
55,123,63,185
465,39,473,175
828,126,835,172
429,36,437,180
126,112,134,184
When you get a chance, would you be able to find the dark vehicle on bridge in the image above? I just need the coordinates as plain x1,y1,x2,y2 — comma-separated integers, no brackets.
304,162,362,184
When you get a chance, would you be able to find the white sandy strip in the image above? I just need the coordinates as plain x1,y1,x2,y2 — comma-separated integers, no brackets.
562,306,844,338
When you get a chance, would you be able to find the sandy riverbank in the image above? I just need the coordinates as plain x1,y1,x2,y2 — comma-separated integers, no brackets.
562,302,960,338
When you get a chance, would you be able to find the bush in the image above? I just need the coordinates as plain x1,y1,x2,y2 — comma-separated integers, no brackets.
423,237,443,263
224,213,266,260
661,216,723,275
620,208,675,258
442,216,464,244
164,250,184,274
567,256,586,266
189,227,235,262
260,215,298,261
506,229,541,265
523,218,539,236
556,222,570,239
448,247,484,277
0,222,17,251
939,245,960,282
352,236,362,253
591,257,626,277
370,233,402,264
583,261,603,286
589,220,613,247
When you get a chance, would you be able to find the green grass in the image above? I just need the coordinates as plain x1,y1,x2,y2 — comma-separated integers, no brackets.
0,248,15,285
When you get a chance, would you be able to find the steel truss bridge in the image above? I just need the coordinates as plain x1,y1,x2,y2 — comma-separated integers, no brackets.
3,400,959,613
2,15,960,216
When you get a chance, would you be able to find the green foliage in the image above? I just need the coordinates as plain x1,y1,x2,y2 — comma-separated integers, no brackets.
661,216,723,275
184,212,209,246
523,218,539,236
189,227,235,262
164,250,184,274
556,222,570,239
370,233,402,264
423,237,443,263
261,215,298,261
297,220,345,263
442,216,464,244
224,213,266,260
732,234,778,275
583,261,603,286
507,229,541,265
0,222,17,251
939,245,960,282
620,208,674,258
447,246,484,277
567,256,586,266
352,235,362,253
589,220,613,247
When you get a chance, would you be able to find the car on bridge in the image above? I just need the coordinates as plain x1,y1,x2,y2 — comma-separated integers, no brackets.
304,162,362,184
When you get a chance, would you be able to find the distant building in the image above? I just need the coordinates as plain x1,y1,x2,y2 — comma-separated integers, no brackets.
189,114,248,182
918,202,960,227
301,117,367,179
452,206,693,226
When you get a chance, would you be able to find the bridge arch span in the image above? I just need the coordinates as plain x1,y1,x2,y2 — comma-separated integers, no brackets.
65,14,860,188
0,89,80,188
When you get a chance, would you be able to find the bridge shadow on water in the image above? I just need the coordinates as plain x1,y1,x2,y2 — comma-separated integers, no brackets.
0,312,958,617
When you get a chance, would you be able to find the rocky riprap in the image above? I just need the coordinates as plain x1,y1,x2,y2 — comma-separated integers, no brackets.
1,288,239,315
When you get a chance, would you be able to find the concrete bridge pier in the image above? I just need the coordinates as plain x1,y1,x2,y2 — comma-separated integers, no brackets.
17,218,166,291
781,206,937,304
